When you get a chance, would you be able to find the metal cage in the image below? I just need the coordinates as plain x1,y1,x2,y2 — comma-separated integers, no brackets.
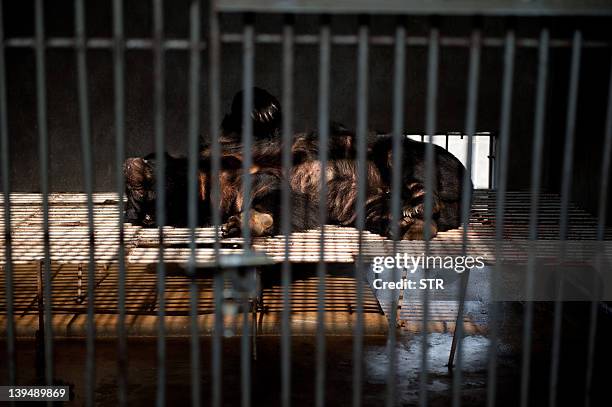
1,0,612,406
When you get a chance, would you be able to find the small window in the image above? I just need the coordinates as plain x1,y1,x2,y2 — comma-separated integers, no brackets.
407,132,492,189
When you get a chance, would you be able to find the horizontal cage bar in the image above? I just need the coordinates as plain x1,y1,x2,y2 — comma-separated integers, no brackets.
3,35,611,49
214,0,612,16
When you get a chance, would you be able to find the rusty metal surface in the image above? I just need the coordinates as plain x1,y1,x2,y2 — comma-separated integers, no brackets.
1,190,610,266
0,190,610,333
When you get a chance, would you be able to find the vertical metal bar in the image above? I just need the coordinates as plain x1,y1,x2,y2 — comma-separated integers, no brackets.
584,50,612,407
488,134,496,189
549,30,581,407
209,3,223,406
187,1,201,406
519,27,549,407
240,13,254,407
36,260,45,379
488,27,516,407
34,0,54,386
386,18,405,407
421,22,439,407
316,15,330,407
448,25,483,369
112,0,127,405
240,17,255,385
241,15,254,247
450,26,481,407
241,288,250,407
281,13,294,407
75,0,96,405
152,1,166,406
0,0,16,388
353,16,368,407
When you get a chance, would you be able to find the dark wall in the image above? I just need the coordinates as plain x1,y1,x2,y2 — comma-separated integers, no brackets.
2,1,611,223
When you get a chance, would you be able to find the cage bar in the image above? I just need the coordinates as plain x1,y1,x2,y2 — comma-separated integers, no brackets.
208,3,223,405
240,13,255,407
492,25,517,406
152,1,167,405
0,1,610,406
549,29,582,407
280,13,294,407
519,27,550,407
186,1,202,406
4,35,612,50
316,15,331,407
353,16,369,407
111,0,128,405
451,24,482,407
386,18,406,407
74,0,97,405
0,0,15,389
215,0,612,16
34,0,54,386
492,25,516,405
241,16,254,248
420,20,440,407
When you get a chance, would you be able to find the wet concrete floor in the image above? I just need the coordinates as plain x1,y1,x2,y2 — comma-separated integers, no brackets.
2,301,611,407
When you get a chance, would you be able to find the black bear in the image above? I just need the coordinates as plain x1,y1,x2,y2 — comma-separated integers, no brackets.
288,130,471,240
125,87,471,241
123,152,318,236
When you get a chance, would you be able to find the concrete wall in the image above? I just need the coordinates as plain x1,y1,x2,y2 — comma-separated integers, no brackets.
2,1,611,223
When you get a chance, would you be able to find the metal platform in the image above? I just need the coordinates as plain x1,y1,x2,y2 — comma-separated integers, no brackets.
0,190,610,337
1,190,610,266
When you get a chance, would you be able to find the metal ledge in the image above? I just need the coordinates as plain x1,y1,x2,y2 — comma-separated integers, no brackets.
215,0,612,16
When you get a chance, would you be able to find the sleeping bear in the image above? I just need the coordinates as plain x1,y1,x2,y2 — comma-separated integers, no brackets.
125,88,471,240
124,87,313,234
287,130,471,240
123,152,318,236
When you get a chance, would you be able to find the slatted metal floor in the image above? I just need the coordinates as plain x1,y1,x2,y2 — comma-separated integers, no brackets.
0,190,610,337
